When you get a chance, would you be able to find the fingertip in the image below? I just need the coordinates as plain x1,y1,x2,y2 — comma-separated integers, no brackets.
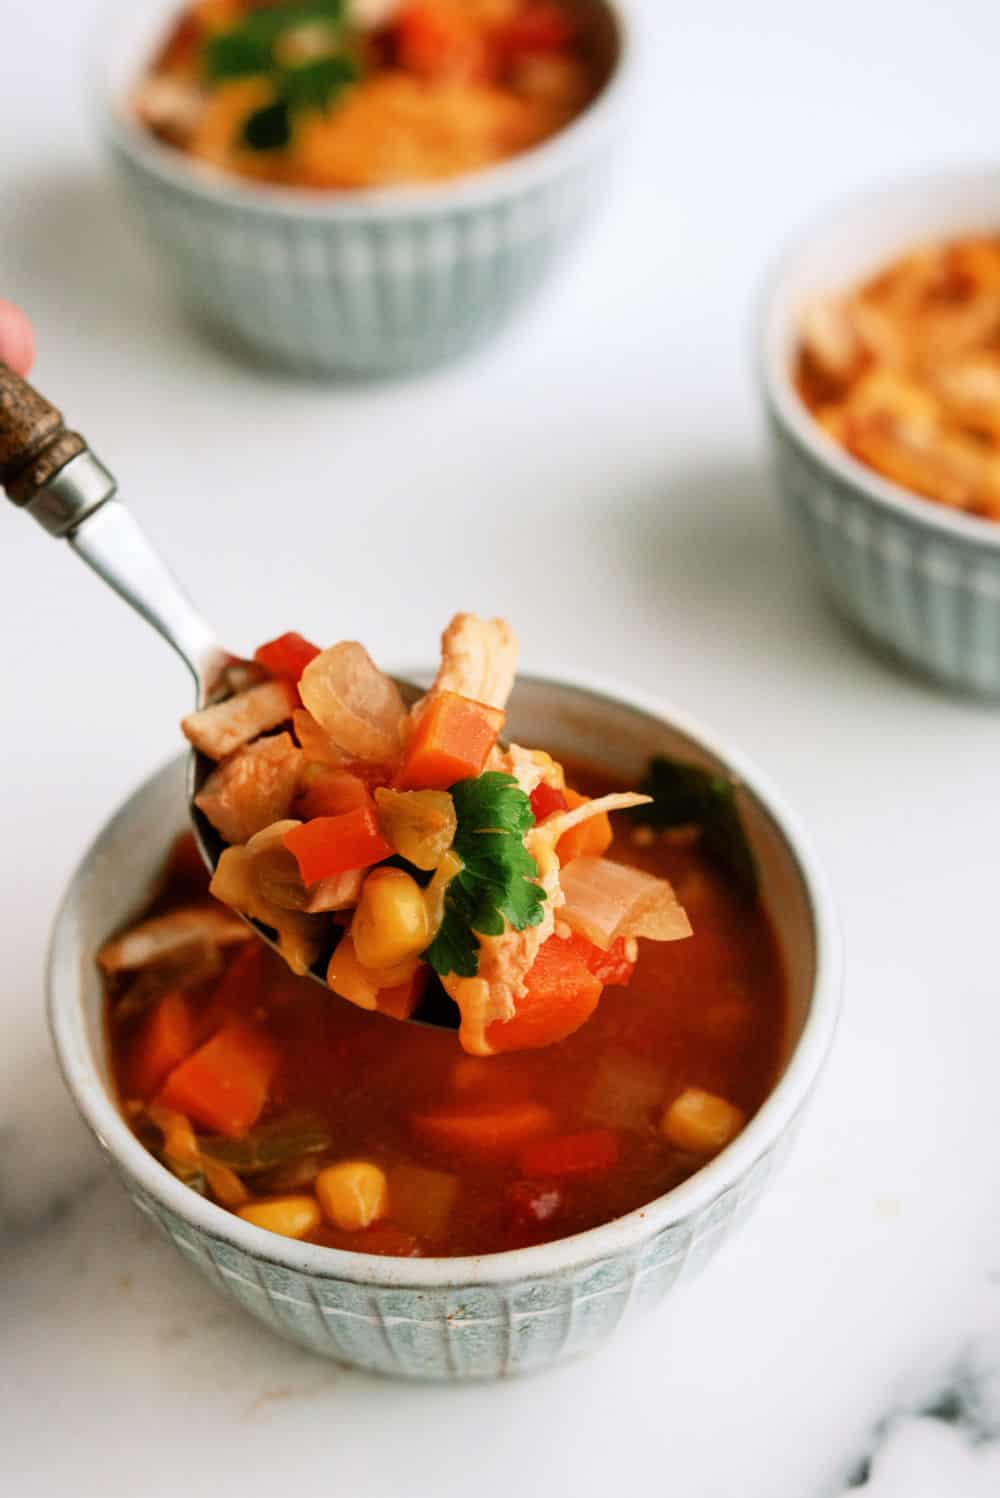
0,300,35,377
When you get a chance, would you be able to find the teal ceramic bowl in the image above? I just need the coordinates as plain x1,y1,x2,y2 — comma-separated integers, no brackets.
95,0,632,377
48,674,839,1380
761,169,1000,697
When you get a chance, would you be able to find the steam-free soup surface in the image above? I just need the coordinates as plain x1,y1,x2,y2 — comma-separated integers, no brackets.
106,761,786,1257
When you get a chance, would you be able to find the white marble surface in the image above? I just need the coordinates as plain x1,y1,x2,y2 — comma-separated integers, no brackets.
4,1,1000,1493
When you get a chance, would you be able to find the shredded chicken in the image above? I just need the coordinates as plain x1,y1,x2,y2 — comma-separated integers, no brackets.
431,614,519,710
98,904,251,973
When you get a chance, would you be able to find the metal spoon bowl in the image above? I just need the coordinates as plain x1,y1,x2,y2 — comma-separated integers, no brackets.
0,362,454,1026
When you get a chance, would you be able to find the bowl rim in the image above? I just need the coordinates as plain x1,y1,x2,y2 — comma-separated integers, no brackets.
758,163,1000,553
92,0,637,221
47,668,841,1289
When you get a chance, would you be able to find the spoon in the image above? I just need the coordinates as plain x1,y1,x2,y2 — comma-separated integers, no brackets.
0,362,452,1026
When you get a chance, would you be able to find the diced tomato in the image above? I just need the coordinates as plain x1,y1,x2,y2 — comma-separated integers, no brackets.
295,767,370,822
499,4,575,58
486,935,602,1052
518,1129,619,1178
506,1179,563,1228
529,782,568,822
283,802,393,885
395,2,489,81
375,963,429,1022
556,787,614,863
254,631,321,684
124,990,199,1101
204,941,269,1026
158,1025,277,1137
558,930,636,988
411,1100,553,1159
396,692,504,791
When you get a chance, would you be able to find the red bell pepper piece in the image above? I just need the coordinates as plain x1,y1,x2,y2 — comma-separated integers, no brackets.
529,782,568,822
254,631,321,684
283,802,393,885
518,1129,620,1178
499,4,575,57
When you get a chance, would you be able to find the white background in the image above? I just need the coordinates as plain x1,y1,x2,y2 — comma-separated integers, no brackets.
3,2,1000,1494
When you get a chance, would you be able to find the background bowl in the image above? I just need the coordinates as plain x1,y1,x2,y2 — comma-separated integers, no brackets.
48,674,839,1380
760,167,1000,698
95,0,631,377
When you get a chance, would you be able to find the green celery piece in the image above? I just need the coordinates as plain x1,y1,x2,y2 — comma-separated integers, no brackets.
198,1115,331,1176
283,54,358,112
633,756,758,899
203,29,276,80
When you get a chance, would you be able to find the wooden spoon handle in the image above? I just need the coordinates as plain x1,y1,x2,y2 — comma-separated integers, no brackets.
0,362,87,506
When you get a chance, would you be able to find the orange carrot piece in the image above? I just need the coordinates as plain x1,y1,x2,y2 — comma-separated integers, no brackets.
125,990,199,1100
158,1025,277,1137
396,691,504,791
411,1100,553,1159
556,787,614,863
486,935,602,1052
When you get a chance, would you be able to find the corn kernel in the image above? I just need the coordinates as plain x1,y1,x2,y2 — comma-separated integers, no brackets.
352,868,429,969
316,1160,388,1232
661,1088,746,1155
237,1194,321,1240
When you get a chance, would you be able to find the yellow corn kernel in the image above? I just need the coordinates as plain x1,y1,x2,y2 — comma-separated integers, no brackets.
327,930,419,1011
237,1195,322,1240
661,1089,746,1155
316,1161,388,1232
352,867,429,969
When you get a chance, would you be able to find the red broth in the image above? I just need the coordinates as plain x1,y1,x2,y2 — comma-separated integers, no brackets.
105,761,787,1256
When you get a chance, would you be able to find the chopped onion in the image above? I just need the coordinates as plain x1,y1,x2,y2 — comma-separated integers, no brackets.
210,843,324,976
559,857,692,951
299,642,405,764
98,905,251,973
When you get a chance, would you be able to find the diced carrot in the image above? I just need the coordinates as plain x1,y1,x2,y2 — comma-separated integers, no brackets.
124,990,199,1100
556,787,614,862
158,1025,277,1137
254,631,321,684
375,963,429,1022
295,766,370,822
518,1129,619,1178
395,2,489,81
283,803,393,885
411,1101,553,1159
499,4,575,57
396,691,504,791
530,782,568,822
486,935,602,1052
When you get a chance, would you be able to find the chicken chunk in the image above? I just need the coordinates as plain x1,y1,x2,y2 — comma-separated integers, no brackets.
431,613,519,711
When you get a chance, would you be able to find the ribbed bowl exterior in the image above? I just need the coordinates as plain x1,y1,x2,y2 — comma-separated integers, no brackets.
768,415,1000,696
109,143,606,376
115,1132,790,1379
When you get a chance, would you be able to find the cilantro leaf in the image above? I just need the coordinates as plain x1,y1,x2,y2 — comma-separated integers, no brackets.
242,99,292,150
423,773,547,979
204,30,275,79
632,756,758,899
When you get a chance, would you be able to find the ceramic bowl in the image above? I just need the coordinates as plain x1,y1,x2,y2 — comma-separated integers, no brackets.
48,674,840,1380
760,168,1000,697
94,0,633,377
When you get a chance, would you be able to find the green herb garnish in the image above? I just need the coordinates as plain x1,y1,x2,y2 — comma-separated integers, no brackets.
201,0,358,152
423,772,547,980
632,756,758,899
